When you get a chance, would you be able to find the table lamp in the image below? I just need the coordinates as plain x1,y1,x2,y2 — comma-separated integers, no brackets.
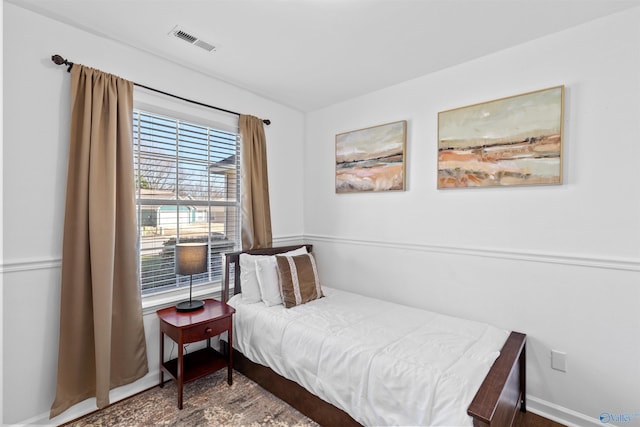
175,242,208,311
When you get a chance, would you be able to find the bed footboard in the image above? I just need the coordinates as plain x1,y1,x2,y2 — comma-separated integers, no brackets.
467,331,527,427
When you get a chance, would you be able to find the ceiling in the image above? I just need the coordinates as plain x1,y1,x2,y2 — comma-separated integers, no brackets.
9,0,640,112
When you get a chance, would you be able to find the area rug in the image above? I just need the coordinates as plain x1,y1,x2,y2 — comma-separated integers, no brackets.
65,370,319,426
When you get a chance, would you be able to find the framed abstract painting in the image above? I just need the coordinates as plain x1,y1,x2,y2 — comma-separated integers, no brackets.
336,120,407,193
438,86,564,188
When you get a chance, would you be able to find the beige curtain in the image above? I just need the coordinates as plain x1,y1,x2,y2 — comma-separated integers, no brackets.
50,65,148,418
240,115,272,249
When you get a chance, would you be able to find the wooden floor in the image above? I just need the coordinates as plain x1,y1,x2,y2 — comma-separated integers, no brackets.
516,410,566,427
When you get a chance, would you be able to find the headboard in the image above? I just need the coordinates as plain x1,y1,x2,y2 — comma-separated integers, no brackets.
222,244,313,303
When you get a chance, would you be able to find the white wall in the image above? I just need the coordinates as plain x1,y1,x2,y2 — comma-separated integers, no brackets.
304,8,640,427
2,3,304,424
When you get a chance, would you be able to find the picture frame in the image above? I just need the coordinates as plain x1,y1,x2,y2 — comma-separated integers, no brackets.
336,120,407,193
438,86,564,189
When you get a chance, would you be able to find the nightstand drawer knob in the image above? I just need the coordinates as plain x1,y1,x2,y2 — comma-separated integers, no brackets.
205,327,212,334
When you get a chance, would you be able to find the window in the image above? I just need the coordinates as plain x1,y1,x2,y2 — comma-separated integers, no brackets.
133,109,240,295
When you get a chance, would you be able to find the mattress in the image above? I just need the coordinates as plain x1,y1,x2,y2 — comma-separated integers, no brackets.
228,287,509,426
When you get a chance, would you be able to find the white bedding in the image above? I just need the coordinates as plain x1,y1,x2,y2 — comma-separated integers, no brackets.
229,287,509,426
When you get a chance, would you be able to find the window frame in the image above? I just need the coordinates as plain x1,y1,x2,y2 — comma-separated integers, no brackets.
133,91,241,311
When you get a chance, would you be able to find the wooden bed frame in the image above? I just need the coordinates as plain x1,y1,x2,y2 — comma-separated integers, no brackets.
222,245,526,427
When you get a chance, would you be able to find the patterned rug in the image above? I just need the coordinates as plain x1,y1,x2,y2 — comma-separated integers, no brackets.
65,370,319,427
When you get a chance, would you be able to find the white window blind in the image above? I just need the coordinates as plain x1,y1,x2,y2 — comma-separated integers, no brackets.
133,109,240,294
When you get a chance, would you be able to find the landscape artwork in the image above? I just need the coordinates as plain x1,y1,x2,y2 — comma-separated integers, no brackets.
438,86,564,188
336,120,407,193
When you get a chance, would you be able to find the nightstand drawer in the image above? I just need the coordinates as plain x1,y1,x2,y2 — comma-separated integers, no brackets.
182,317,231,343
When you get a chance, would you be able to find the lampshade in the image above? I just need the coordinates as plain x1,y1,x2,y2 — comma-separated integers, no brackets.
175,243,208,276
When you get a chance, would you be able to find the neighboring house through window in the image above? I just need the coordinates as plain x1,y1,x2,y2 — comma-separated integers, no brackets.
133,108,240,296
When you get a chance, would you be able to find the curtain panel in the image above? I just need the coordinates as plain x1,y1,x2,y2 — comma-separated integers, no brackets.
50,65,148,418
240,115,273,250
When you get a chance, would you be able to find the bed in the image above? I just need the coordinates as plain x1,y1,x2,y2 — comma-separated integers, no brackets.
222,245,526,427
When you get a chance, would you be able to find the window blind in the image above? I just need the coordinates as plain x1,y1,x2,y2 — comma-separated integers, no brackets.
133,109,240,294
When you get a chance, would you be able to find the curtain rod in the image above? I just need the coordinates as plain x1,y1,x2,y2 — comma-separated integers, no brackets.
51,54,271,125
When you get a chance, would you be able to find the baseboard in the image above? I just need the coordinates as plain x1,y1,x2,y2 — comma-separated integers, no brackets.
527,396,604,427
16,371,161,427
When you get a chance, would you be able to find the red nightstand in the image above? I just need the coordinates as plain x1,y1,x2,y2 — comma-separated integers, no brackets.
157,298,235,409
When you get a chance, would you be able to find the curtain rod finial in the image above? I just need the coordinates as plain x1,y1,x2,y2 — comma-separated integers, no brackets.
263,119,271,126
51,54,66,65
51,54,73,72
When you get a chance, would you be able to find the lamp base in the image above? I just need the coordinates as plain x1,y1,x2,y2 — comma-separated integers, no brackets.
176,299,205,312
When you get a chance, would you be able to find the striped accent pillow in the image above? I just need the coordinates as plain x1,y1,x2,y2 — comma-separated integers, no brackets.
275,253,323,308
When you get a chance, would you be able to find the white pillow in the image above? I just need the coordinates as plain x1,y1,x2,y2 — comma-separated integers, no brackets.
239,246,308,303
254,257,282,306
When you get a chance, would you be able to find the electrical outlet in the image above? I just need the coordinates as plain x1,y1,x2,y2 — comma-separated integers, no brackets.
551,350,567,372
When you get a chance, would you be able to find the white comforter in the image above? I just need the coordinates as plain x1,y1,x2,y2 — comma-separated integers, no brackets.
229,287,508,426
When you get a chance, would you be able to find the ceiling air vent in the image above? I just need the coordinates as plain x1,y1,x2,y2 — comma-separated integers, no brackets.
169,26,217,52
